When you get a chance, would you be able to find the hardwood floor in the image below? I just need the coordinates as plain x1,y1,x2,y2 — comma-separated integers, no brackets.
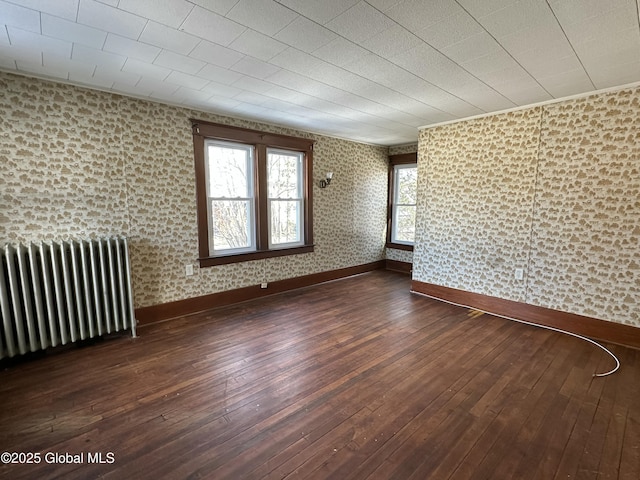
0,270,638,479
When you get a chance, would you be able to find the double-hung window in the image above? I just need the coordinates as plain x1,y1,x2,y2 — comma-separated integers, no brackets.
387,153,417,250
192,120,314,266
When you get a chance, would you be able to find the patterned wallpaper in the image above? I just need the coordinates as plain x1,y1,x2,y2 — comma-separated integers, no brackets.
415,87,639,327
0,72,389,308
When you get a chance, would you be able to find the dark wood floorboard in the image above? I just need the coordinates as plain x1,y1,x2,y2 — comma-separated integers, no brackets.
0,270,639,479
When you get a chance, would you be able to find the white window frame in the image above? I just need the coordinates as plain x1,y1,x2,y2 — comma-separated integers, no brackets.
390,163,417,246
267,148,305,249
204,139,256,256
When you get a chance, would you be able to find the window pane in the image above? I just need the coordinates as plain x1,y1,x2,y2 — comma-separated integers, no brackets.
211,200,253,251
270,200,301,245
397,167,417,204
268,150,301,198
207,144,252,198
394,205,416,243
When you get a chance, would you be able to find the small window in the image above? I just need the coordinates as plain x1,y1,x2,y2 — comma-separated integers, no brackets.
192,120,315,266
387,153,417,250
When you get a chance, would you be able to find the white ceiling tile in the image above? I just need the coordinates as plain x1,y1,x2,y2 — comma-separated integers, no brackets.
366,0,405,11
440,31,503,64
230,56,280,79
227,29,287,61
72,44,126,69
361,24,423,58
43,52,95,77
269,47,326,74
173,85,212,102
460,49,520,78
384,0,461,32
189,40,244,68
118,0,194,29
492,81,551,106
164,70,209,89
547,0,626,26
7,0,78,21
196,63,244,84
312,37,369,67
266,69,342,99
139,21,200,55
273,16,337,53
16,60,69,80
571,27,640,64
536,68,595,97
0,1,41,33
232,75,275,94
42,14,106,50
103,33,161,62
233,90,272,105
263,84,312,104
188,0,240,16
112,81,153,97
77,0,147,40
0,26,9,45
92,64,141,85
589,60,640,89
98,0,119,6
153,49,205,74
69,70,115,89
0,43,42,65
200,80,242,97
414,10,484,49
180,5,246,46
497,23,574,57
456,83,514,111
7,27,73,58
136,76,179,95
226,0,298,36
275,0,359,25
455,0,515,18
205,94,242,110
122,57,172,80
515,50,586,80
475,0,554,38
325,2,395,43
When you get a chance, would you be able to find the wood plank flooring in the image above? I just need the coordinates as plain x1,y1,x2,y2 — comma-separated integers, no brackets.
0,270,639,479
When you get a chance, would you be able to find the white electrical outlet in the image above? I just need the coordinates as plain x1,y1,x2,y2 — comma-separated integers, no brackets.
260,282,268,289
186,264,194,276
515,268,524,280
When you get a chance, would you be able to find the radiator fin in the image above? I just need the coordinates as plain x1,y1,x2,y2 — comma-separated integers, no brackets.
0,237,137,359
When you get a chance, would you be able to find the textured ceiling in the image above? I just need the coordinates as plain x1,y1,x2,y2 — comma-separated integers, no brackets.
1,0,639,145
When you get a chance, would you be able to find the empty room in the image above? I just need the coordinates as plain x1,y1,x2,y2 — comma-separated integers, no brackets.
1,0,639,479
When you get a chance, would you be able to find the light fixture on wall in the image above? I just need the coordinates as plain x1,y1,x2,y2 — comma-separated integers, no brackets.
319,172,333,188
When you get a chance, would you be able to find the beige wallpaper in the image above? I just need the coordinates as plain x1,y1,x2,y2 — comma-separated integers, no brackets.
415,87,639,327
0,72,389,308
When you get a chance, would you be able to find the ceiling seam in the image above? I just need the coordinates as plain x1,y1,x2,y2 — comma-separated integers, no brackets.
544,0,595,90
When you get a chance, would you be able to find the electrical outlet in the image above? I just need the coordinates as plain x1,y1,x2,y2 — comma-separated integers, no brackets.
260,282,268,289
186,264,194,276
515,268,524,280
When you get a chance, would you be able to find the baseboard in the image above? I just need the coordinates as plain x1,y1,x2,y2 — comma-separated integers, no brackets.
136,260,386,325
385,259,412,274
411,280,640,349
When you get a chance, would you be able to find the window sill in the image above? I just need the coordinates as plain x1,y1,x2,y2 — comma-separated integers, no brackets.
199,245,314,267
385,242,414,252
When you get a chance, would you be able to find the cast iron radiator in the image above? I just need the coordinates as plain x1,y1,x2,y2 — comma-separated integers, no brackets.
0,237,136,359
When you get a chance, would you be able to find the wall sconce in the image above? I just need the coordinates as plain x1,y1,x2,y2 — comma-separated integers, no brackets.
319,172,333,188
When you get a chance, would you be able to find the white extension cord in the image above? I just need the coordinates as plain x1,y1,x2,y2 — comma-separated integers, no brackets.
411,291,620,377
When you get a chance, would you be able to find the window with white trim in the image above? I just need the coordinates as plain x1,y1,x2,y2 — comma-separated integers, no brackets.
387,153,417,250
192,120,314,267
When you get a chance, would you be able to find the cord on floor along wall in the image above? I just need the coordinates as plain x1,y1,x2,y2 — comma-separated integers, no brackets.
411,291,620,377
